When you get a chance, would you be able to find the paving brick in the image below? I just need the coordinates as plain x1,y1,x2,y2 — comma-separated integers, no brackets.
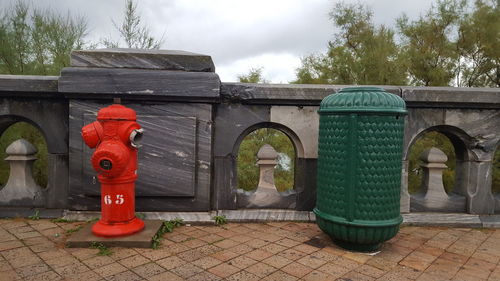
264,243,288,254
246,238,270,249
119,254,150,268
156,256,185,270
0,260,12,272
296,254,328,269
277,248,307,261
192,256,223,269
317,262,351,279
281,261,313,278
245,262,277,278
354,264,386,278
14,262,50,278
212,238,239,249
230,234,253,243
138,248,171,261
131,262,165,278
93,262,127,277
53,262,90,277
171,263,204,278
226,270,261,281
245,249,274,261
182,237,208,248
70,248,100,260
211,249,240,261
440,251,469,264
399,251,437,271
24,270,61,281
106,270,142,281
62,270,102,281
302,270,336,281
207,262,240,278
262,254,293,269
0,269,21,281
275,238,301,248
293,243,320,255
147,271,184,281
81,255,114,269
343,251,373,264
187,270,222,281
229,243,254,255
262,270,299,281
424,257,461,278
340,271,375,281
178,247,208,262
227,255,257,269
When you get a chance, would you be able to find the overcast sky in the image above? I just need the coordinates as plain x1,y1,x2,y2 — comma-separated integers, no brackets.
2,0,436,83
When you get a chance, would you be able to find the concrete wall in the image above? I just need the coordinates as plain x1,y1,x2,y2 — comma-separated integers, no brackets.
0,49,498,215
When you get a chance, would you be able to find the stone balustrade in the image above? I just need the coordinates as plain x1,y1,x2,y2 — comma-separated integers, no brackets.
0,48,498,216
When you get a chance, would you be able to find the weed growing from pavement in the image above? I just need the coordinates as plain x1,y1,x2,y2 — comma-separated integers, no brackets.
28,210,40,220
152,218,184,249
213,215,227,226
91,242,112,256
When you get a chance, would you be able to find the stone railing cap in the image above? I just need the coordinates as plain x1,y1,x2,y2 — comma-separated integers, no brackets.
70,48,215,72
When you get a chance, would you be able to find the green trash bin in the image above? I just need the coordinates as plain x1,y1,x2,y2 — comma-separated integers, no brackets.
314,86,407,252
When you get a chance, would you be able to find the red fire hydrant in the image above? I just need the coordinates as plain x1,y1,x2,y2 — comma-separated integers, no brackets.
81,103,145,237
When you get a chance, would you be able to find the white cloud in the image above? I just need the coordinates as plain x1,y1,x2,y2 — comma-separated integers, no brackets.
0,0,436,83
217,52,302,83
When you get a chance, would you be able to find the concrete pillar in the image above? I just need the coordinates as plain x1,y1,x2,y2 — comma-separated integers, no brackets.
410,148,465,212
256,144,279,191
238,144,296,208
400,160,410,213
0,139,44,206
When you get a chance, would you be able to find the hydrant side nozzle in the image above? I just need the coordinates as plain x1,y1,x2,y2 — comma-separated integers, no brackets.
130,128,144,148
82,121,103,148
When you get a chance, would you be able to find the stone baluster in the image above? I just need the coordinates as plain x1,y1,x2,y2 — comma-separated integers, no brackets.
0,139,44,206
256,144,278,191
410,147,465,212
239,144,296,208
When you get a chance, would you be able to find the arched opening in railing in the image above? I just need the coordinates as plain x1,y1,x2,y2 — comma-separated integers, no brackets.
408,131,456,195
233,123,303,209
0,121,48,188
405,125,473,212
237,128,295,192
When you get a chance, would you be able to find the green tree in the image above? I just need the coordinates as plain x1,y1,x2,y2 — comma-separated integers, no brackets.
0,1,87,75
457,0,500,87
294,2,406,85
397,0,466,86
237,67,269,83
102,0,163,49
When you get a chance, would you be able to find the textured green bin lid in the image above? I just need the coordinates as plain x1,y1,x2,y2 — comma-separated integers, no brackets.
319,87,407,114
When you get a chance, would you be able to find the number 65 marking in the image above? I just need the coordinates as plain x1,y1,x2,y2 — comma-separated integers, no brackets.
104,195,125,205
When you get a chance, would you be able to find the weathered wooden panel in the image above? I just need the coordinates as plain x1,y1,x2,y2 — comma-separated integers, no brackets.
71,48,215,72
59,67,220,102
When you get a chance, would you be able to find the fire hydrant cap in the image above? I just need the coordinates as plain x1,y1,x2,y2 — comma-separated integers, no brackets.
97,104,137,121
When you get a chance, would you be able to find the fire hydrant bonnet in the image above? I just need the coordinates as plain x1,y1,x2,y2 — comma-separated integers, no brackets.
97,104,137,121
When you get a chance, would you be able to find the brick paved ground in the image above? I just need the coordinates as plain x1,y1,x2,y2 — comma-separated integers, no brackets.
1,219,500,280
